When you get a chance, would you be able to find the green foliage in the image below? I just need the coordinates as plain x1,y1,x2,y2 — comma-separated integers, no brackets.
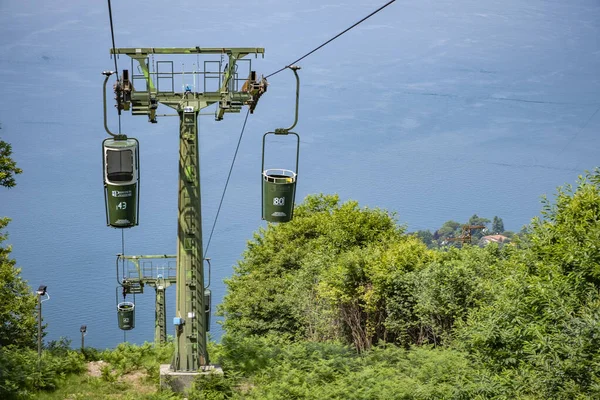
217,171,600,398
209,336,493,399
100,364,118,383
416,215,508,249
3,163,599,398
222,194,515,351
492,216,505,234
468,214,490,228
467,214,490,242
0,150,38,349
188,373,235,400
528,170,600,283
99,341,173,375
0,218,38,349
31,342,179,400
0,345,85,399
457,260,600,398
45,337,74,356
0,139,22,189
318,236,430,350
436,220,462,241
387,245,508,346
455,169,600,398
218,333,289,376
414,230,434,247
81,346,101,361
220,194,406,347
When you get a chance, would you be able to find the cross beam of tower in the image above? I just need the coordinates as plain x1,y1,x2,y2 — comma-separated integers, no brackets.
110,47,266,372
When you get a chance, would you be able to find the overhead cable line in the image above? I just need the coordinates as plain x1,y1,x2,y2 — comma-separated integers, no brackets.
204,108,251,257
106,0,122,134
107,0,119,81
557,105,600,156
266,0,396,78
107,0,125,265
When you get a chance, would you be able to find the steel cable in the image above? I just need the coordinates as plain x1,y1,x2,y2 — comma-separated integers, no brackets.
204,109,251,257
266,0,396,78
107,0,122,133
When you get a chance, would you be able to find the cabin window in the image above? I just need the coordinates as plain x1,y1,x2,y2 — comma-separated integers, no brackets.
106,149,134,182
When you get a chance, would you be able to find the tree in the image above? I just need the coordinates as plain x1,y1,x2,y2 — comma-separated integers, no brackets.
467,214,490,227
414,230,434,247
0,135,22,188
318,235,430,350
491,216,504,234
0,218,38,348
436,220,462,241
528,169,600,283
456,170,600,398
0,139,37,348
467,214,490,242
219,194,413,349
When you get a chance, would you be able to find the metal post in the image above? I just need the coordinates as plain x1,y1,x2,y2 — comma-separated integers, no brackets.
36,285,47,360
37,294,42,358
80,325,87,352
172,108,208,371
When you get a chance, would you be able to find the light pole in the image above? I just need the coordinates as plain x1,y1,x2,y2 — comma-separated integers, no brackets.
80,325,87,352
36,285,49,359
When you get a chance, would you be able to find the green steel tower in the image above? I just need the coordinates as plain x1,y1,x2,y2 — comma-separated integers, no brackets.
108,47,266,372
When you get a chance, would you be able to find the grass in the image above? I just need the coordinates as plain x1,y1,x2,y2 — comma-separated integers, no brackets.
35,375,140,399
35,363,167,400
32,342,179,400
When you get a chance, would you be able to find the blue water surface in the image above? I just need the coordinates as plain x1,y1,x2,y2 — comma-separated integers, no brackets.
0,0,598,349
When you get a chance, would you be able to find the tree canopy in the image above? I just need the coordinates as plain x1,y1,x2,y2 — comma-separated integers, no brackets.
0,139,37,349
0,137,22,189
220,169,600,398
0,218,38,348
492,215,505,234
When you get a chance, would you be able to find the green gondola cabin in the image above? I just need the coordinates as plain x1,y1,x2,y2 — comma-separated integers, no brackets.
261,132,299,223
103,138,139,228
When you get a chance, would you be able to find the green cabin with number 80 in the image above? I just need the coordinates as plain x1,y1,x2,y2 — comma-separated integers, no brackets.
103,137,140,228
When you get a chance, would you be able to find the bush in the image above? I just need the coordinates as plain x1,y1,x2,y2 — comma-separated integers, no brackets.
188,373,235,400
99,341,173,375
219,194,405,345
0,344,85,399
213,336,495,399
455,170,600,398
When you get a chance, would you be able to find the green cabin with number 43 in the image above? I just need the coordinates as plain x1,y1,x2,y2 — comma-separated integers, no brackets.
103,137,140,228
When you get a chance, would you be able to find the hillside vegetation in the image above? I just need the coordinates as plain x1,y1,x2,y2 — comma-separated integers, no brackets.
1,169,600,399
219,169,600,398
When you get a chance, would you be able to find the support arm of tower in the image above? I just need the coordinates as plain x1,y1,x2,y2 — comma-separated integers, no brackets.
110,47,266,121
111,47,265,57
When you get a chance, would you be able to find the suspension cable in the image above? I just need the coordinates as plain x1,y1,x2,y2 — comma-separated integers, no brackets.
204,108,251,257
107,0,122,134
266,0,396,78
557,105,600,156
121,230,125,260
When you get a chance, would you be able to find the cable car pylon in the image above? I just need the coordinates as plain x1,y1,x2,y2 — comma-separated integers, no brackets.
102,47,267,391
262,66,301,223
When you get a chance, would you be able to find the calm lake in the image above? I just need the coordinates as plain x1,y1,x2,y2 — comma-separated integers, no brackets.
1,0,598,349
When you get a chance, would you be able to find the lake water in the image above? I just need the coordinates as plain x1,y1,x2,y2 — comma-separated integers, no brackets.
0,0,598,349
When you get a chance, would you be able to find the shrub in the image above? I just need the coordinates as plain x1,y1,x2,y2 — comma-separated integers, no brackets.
0,344,85,399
